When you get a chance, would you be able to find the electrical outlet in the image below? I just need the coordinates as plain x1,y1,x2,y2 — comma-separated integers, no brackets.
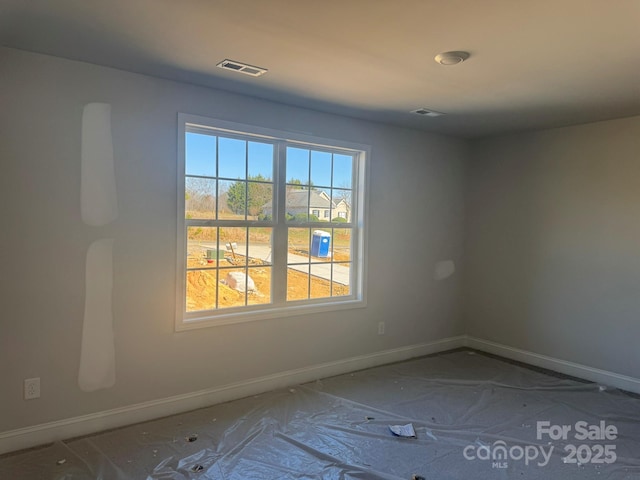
378,321,385,335
24,377,40,400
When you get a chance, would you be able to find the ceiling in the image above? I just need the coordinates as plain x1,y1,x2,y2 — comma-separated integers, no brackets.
1,0,639,138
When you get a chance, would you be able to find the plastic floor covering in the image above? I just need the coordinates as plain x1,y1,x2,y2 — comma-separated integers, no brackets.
1,350,639,479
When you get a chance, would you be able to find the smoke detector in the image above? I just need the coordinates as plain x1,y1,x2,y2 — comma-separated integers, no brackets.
411,108,444,117
216,59,268,77
434,51,470,65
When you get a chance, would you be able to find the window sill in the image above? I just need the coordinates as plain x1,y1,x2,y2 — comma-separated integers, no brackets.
176,297,367,331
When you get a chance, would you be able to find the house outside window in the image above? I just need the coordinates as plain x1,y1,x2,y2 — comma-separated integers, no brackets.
176,114,368,329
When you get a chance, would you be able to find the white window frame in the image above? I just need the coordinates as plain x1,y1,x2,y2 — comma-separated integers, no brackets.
176,113,369,331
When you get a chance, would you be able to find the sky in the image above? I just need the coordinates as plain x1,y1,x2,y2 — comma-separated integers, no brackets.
185,132,352,190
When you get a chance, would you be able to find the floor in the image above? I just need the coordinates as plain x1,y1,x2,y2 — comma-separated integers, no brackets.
1,350,639,479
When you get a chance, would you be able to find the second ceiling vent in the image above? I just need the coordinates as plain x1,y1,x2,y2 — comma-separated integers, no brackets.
216,59,268,77
411,108,445,117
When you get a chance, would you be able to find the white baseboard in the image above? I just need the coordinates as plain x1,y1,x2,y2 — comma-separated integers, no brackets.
465,336,640,394
0,335,465,456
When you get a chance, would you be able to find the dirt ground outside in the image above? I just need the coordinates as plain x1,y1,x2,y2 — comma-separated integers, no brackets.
186,251,350,312
184,215,353,312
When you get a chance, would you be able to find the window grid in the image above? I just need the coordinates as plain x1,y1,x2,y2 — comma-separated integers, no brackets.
178,115,366,328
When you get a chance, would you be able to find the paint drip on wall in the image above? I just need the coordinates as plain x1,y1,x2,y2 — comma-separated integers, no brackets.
78,239,116,392
81,103,118,226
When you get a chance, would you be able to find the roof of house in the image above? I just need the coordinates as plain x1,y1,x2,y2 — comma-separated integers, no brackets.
262,189,350,211
286,190,334,209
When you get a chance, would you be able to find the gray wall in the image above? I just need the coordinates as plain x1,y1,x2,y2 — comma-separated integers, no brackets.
0,47,467,432
464,116,640,378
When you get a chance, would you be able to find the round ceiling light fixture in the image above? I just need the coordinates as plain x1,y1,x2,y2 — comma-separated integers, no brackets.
434,51,470,65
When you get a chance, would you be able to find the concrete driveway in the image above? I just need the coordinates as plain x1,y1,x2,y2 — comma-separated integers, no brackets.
195,242,350,286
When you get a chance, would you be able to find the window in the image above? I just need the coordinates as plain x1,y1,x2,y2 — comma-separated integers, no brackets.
177,114,368,329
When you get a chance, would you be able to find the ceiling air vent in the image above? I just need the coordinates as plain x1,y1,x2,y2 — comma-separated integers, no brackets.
216,59,268,77
411,108,445,117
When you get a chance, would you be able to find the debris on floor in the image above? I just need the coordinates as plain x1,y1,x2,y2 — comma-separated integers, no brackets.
389,423,416,438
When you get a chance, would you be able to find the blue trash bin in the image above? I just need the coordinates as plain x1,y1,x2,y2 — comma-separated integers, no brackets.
311,230,331,258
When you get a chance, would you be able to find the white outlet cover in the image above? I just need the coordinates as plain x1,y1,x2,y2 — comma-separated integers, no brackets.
24,377,40,400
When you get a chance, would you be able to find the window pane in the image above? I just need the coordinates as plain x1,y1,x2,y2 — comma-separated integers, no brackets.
331,188,351,223
248,227,272,266
218,268,249,309
185,177,216,219
310,150,331,188
286,186,310,222
220,227,247,267
286,147,310,186
248,141,273,180
331,261,351,291
186,132,216,177
219,179,246,219
333,153,353,189
247,182,272,219
248,266,271,305
332,228,351,262
187,226,219,269
186,269,217,312
219,137,246,179
310,264,331,300
287,264,309,301
288,228,311,263
332,263,351,297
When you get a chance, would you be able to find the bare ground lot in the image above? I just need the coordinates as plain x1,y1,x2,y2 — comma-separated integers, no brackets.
184,219,352,311
186,251,350,311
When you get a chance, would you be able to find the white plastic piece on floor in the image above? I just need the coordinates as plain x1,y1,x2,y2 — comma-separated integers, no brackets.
81,103,118,226
78,239,116,392
434,260,455,280
225,271,256,292
389,423,416,438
